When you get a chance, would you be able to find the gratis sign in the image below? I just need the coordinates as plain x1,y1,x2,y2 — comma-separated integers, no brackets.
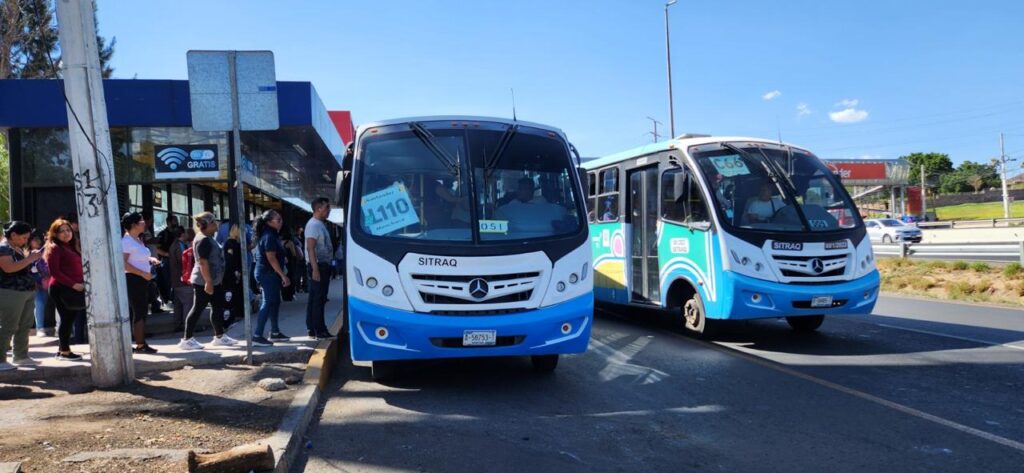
154,145,220,180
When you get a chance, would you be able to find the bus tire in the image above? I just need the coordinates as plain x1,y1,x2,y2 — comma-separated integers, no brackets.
531,354,559,373
786,315,825,332
371,360,398,382
682,292,712,337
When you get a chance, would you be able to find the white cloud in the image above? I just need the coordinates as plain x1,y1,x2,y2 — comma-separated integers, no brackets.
835,98,859,108
762,90,781,101
829,108,869,123
796,103,812,117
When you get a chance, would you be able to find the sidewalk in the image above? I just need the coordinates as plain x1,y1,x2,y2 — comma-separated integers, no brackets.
0,284,345,383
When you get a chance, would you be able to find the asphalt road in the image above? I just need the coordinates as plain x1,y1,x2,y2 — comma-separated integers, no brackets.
296,295,1024,472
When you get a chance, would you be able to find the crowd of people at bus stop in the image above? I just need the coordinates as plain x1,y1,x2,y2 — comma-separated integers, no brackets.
0,196,341,371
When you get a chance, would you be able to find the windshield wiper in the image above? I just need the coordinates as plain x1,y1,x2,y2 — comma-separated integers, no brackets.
484,124,519,178
409,122,460,177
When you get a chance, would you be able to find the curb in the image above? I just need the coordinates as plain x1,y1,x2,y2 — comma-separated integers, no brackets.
0,343,316,384
268,308,346,473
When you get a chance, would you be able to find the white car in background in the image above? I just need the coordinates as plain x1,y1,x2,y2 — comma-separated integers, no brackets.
865,218,923,244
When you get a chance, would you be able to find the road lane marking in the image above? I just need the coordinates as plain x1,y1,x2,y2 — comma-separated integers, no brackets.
712,345,1024,453
872,322,1024,352
593,308,1024,454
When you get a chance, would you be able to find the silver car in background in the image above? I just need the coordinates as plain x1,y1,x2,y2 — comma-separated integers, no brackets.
865,218,923,244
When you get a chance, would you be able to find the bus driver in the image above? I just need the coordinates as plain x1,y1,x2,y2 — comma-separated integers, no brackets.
496,177,568,236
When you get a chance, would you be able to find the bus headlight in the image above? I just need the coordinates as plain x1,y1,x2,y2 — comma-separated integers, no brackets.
581,263,589,281
382,285,394,297
366,277,378,289
569,273,579,284
556,281,566,292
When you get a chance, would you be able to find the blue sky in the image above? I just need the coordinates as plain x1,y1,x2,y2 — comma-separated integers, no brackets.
98,0,1024,170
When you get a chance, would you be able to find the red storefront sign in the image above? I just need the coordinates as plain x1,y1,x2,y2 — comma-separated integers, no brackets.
826,162,887,181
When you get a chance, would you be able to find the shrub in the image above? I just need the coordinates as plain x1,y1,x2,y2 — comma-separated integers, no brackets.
952,261,969,271
927,260,948,270
974,279,993,294
970,262,990,272
910,278,936,291
1003,263,1023,278
947,281,975,298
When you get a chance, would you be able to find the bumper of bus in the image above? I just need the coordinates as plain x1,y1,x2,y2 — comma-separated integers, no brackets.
347,295,594,362
715,270,880,320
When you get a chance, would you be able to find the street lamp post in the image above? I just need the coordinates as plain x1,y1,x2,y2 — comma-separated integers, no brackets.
665,0,678,138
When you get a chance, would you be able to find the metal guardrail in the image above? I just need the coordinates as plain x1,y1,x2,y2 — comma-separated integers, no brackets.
916,218,1024,229
873,241,1024,263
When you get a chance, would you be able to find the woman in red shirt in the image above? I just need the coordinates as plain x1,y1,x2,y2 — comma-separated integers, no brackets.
43,218,85,360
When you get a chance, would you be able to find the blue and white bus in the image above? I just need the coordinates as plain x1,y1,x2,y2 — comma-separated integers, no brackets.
339,116,592,379
583,136,879,335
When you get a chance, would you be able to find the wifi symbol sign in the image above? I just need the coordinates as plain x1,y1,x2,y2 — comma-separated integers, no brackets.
157,147,188,170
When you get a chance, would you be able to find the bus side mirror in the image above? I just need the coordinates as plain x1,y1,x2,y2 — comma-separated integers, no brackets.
335,170,351,209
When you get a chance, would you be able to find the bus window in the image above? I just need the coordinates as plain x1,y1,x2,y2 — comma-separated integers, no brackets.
587,171,597,222
661,168,709,225
596,168,619,222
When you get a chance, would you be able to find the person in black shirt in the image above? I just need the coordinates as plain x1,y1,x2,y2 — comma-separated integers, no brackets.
155,216,179,307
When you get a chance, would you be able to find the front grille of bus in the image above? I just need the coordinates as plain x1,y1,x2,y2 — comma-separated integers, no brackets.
429,308,529,316
420,291,533,305
411,272,540,305
771,254,849,279
429,335,525,348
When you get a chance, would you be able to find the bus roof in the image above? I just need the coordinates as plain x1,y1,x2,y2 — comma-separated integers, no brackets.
355,115,567,140
583,135,808,170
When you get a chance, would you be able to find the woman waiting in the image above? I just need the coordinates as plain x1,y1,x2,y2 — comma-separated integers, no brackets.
0,221,43,370
43,218,86,360
281,226,299,302
122,212,160,354
253,210,291,346
178,212,238,350
221,224,244,328
29,234,51,338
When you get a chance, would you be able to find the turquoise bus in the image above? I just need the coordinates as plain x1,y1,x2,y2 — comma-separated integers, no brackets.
583,136,879,334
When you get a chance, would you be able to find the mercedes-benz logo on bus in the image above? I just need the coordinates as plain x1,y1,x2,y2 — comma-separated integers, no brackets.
469,278,489,299
809,258,825,274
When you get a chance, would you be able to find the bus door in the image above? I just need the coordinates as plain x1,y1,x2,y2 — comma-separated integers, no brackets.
628,166,660,304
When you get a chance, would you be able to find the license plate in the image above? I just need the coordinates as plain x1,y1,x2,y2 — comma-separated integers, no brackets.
810,295,833,308
462,330,497,346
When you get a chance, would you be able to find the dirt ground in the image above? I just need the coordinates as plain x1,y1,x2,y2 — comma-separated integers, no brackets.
0,362,304,472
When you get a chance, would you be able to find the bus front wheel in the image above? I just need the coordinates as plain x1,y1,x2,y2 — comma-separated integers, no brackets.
786,315,825,332
531,354,559,373
682,292,712,336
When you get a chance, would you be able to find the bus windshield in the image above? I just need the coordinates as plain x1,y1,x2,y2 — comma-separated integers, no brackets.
355,122,584,243
690,142,860,233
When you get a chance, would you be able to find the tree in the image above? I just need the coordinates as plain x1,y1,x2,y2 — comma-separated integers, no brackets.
0,133,9,222
903,152,954,186
0,0,115,79
967,174,984,193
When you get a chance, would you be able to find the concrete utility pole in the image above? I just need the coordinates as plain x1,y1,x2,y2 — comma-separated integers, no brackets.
646,116,662,142
664,0,678,138
920,164,927,221
55,0,135,387
999,132,1010,219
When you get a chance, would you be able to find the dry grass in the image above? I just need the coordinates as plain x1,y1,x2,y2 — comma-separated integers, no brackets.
876,258,1024,305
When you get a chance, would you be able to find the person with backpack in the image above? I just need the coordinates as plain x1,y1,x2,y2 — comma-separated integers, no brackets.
178,212,237,350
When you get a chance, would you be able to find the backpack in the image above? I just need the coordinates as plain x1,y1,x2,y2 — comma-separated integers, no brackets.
181,246,195,285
